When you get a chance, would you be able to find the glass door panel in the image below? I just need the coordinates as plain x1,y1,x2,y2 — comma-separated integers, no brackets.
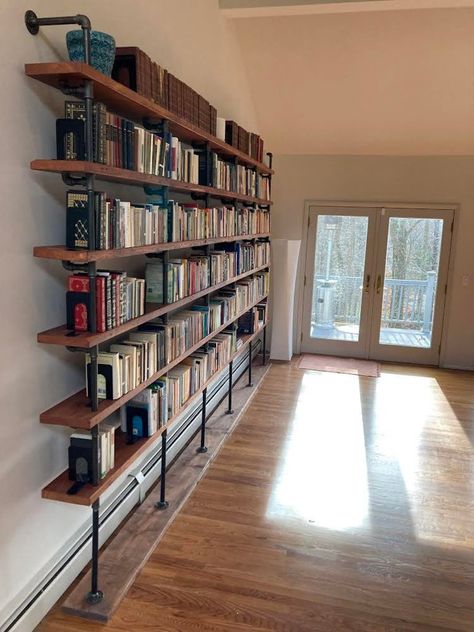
368,207,453,365
311,215,369,343
301,207,378,359
378,217,443,348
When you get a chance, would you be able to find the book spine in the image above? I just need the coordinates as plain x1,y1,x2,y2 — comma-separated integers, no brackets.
96,276,106,333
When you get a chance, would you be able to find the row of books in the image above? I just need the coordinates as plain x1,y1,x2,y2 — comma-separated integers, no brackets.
237,242,271,273
61,101,200,181
67,271,145,333
112,47,218,135
111,47,266,159
211,154,270,200
145,241,270,304
60,102,267,197
120,326,239,442
237,303,268,335
67,194,270,251
120,379,167,441
225,120,265,163
84,275,269,400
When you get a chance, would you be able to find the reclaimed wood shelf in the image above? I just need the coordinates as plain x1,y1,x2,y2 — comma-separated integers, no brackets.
41,325,265,506
37,263,270,348
30,160,272,206
25,62,273,175
33,232,270,263
40,293,268,430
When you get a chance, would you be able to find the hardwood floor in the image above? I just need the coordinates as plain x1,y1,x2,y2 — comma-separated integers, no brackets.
39,360,474,631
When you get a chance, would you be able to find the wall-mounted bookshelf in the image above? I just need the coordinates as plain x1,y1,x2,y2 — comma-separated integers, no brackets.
26,20,272,615
37,263,270,348
41,324,265,507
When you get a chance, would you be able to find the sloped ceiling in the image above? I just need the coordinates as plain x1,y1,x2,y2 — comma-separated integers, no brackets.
229,7,474,154
221,0,474,17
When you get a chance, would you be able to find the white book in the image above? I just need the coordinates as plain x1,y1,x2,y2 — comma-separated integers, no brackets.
216,117,226,141
171,136,179,180
110,343,138,390
85,352,121,400
129,331,157,376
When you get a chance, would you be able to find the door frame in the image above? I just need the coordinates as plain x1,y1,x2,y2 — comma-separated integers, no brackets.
296,200,458,367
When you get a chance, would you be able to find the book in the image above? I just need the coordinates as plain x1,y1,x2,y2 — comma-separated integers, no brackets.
65,101,106,163
56,118,85,161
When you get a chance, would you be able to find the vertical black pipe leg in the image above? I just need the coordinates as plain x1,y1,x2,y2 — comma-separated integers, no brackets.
226,361,234,414
86,500,103,605
247,341,253,387
262,327,267,366
197,388,208,453
155,429,169,510
91,424,99,486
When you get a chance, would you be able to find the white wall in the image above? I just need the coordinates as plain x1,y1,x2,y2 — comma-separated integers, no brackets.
272,154,474,369
0,0,258,623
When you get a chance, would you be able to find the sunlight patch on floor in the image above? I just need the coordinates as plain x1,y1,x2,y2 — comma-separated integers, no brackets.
266,372,370,531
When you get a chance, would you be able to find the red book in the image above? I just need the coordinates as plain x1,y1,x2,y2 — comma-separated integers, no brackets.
111,273,121,328
96,276,106,333
68,274,89,292
67,274,106,333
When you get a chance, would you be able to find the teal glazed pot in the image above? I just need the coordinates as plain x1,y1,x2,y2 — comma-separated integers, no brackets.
66,30,116,76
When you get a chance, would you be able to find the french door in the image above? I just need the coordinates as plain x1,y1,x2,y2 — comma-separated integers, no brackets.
301,204,454,365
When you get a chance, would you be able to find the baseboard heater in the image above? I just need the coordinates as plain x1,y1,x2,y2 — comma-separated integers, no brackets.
2,342,260,632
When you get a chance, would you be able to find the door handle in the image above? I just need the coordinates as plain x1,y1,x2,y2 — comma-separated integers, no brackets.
376,274,382,294
364,274,371,293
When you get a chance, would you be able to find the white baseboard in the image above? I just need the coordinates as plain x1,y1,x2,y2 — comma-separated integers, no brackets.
440,363,474,371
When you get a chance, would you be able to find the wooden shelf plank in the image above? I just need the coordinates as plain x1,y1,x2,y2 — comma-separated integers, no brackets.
40,294,268,430
41,326,265,506
33,233,270,263
25,62,273,174
37,263,270,348
30,160,273,206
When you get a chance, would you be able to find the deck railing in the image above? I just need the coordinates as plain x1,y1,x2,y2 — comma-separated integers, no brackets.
312,272,437,333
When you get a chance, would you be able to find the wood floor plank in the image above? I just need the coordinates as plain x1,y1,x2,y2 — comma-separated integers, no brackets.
38,359,474,631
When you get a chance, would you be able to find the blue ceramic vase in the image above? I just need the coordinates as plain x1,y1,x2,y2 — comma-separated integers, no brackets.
66,30,116,76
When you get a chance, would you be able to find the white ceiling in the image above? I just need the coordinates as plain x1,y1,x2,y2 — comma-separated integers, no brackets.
229,6,474,154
